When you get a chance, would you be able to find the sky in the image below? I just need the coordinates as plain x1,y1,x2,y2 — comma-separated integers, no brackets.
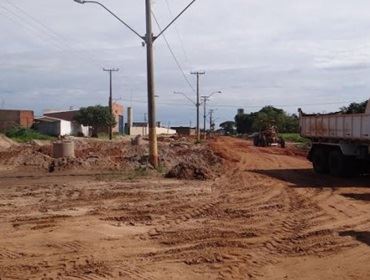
1,0,370,127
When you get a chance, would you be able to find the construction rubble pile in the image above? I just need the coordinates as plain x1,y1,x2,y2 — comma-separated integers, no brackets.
0,135,222,179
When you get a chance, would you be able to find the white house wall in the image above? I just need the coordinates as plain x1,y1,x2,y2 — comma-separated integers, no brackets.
60,120,72,136
129,126,176,136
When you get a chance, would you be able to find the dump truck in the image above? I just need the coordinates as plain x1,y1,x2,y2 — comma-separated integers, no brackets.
299,101,370,176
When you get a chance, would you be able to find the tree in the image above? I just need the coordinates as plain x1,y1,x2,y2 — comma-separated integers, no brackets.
234,106,299,134
235,112,257,134
340,100,368,114
74,105,116,137
219,121,236,135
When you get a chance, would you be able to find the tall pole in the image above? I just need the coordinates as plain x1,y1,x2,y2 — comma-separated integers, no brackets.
191,71,205,142
145,0,158,168
103,68,119,140
201,96,209,140
74,0,198,167
209,109,214,132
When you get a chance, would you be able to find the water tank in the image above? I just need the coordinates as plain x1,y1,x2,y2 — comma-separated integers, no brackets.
52,141,75,158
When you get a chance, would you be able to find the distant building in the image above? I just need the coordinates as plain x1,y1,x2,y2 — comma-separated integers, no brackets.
112,103,124,134
44,103,125,135
34,116,89,137
171,126,196,136
0,109,34,132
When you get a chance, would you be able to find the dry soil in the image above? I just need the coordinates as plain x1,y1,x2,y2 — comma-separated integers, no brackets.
0,137,369,280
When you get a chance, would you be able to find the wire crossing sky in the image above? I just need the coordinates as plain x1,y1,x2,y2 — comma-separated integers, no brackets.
1,0,370,125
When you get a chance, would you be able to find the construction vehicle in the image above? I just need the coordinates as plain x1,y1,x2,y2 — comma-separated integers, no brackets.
253,125,286,148
299,101,370,176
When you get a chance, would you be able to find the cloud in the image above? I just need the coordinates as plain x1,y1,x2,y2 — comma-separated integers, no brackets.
1,0,370,125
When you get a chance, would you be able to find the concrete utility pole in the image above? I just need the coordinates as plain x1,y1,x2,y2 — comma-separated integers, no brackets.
209,109,214,132
201,95,210,140
191,71,205,142
144,0,158,167
103,68,119,140
73,0,198,168
201,91,221,139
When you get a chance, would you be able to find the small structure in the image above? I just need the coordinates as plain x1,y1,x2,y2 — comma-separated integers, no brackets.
172,127,196,136
53,141,75,158
45,103,125,135
35,116,89,137
0,109,34,132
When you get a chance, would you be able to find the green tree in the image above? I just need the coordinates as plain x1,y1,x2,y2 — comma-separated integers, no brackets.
74,105,116,137
340,100,368,114
234,106,299,134
235,112,257,134
219,121,236,135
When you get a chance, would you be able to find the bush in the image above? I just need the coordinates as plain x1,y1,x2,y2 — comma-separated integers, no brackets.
5,127,54,142
281,133,309,143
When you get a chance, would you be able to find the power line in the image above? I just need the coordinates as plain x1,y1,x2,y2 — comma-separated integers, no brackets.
0,2,103,69
4,0,103,68
151,11,195,93
163,0,189,62
116,97,361,109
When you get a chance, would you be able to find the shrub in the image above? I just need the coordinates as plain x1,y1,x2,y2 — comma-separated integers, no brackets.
5,127,54,142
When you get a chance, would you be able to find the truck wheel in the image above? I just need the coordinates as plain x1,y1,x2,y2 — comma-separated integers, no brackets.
279,137,286,148
253,136,259,147
328,150,355,177
312,148,329,174
260,135,267,147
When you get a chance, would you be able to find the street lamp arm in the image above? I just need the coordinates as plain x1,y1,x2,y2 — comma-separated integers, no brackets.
154,0,197,41
207,90,222,99
79,0,144,40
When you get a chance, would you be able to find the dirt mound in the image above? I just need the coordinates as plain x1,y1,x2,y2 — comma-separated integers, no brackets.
0,134,17,151
165,162,212,180
0,137,222,174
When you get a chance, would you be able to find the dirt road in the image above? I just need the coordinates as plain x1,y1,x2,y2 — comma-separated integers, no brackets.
0,137,369,279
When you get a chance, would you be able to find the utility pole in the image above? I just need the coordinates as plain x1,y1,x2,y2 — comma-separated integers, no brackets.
201,95,210,140
209,109,214,132
191,71,205,142
145,0,158,168
103,68,119,140
74,0,198,168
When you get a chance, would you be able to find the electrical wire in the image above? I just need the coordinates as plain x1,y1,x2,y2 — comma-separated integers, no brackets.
0,2,104,69
163,0,189,62
151,11,196,93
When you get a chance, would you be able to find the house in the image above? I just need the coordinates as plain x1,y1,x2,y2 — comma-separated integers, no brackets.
34,116,89,137
44,103,125,135
0,109,34,132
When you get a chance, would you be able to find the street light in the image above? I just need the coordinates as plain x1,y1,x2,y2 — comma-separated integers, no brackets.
73,0,198,168
201,91,221,140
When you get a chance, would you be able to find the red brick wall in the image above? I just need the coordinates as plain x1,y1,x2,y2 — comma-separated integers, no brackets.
0,110,34,132
19,111,34,128
112,103,124,133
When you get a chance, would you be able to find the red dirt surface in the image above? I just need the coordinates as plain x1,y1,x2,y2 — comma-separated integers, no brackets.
0,136,369,279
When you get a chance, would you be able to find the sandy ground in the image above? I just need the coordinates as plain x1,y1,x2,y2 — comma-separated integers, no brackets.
0,137,369,279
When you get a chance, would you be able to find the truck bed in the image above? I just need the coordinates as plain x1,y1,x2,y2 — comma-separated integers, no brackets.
299,110,370,142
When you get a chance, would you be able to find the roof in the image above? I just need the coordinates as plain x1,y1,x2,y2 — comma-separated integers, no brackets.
35,116,69,123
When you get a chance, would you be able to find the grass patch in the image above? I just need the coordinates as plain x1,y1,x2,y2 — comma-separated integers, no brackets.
281,133,310,144
6,127,54,143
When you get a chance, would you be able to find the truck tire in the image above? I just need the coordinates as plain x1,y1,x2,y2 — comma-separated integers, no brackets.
312,148,329,174
253,136,259,147
260,135,267,147
279,137,286,148
328,150,356,177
